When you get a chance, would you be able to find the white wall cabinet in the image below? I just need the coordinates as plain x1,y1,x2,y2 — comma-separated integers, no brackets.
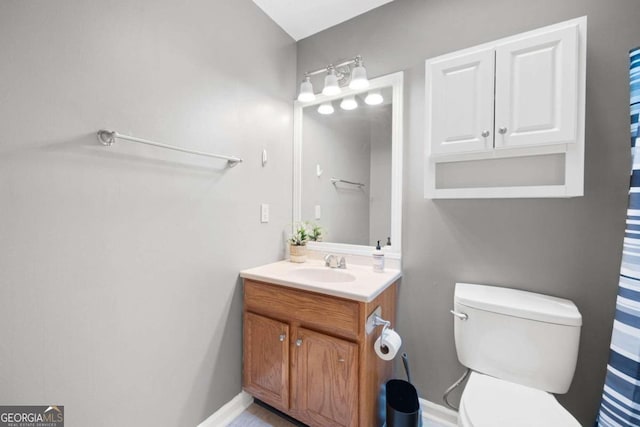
429,48,495,155
425,17,586,199
494,25,579,149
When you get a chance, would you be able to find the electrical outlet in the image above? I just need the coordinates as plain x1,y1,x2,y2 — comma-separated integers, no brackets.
261,204,269,223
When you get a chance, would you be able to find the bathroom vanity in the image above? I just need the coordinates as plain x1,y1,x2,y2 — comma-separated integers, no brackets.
247,69,405,426
240,260,401,427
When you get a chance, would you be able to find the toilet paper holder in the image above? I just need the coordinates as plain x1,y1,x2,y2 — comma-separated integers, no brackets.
365,306,392,339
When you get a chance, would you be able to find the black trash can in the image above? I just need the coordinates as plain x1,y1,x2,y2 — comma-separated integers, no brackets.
385,379,420,427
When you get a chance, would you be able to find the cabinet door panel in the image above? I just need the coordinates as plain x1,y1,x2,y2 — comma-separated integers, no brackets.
243,312,289,410
294,328,358,427
495,24,579,148
427,49,495,154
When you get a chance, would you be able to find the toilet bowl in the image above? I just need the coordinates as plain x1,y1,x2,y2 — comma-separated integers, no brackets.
457,372,580,427
452,283,582,427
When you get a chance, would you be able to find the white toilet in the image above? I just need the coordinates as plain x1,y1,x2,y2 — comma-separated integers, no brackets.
452,282,582,427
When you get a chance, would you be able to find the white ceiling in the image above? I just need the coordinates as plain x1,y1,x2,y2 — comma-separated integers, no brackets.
252,0,394,41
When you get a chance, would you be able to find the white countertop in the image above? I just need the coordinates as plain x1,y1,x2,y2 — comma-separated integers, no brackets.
240,259,402,302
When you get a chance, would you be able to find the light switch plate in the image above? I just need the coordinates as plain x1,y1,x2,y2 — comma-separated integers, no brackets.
260,204,269,223
314,205,321,220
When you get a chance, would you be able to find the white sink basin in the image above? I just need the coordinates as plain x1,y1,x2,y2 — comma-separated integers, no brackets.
240,260,402,302
287,267,356,283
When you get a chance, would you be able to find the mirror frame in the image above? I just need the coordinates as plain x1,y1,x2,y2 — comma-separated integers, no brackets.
293,71,404,259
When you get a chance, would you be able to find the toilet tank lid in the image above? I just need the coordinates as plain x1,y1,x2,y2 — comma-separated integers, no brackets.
454,283,582,326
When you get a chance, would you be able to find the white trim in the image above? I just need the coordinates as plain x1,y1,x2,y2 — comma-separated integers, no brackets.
421,398,459,427
293,71,404,259
429,184,573,199
306,241,401,260
197,391,254,427
305,243,402,270
430,143,569,163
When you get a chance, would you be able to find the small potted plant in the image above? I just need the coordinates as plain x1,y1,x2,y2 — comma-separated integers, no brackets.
309,223,324,242
289,222,309,263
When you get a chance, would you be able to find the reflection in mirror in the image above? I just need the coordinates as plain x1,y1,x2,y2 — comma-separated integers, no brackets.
301,89,393,246
293,72,403,258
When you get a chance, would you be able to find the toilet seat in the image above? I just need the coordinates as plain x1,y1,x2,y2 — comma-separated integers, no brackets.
458,372,580,427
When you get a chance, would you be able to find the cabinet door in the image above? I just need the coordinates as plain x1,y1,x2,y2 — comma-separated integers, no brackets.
243,312,289,410
427,48,495,155
293,328,358,427
494,24,579,148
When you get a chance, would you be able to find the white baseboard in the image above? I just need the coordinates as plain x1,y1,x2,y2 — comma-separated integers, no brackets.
421,398,458,427
198,393,456,427
197,391,254,427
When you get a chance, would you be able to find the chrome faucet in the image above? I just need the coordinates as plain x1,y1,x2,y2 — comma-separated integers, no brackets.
338,256,346,269
324,254,347,269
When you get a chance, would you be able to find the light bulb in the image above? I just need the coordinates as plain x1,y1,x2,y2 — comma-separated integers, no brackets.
318,102,334,115
349,57,369,90
297,76,315,102
322,68,341,96
365,90,383,105
340,96,358,110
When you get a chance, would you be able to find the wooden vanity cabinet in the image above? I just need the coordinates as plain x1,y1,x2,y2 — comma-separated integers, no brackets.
292,327,359,426
242,279,398,427
243,312,289,409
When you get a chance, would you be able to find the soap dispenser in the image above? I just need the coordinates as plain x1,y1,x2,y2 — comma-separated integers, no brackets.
373,240,385,272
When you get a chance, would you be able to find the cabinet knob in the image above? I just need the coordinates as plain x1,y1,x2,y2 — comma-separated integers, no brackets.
295,338,303,347
481,130,490,138
279,334,286,342
498,127,508,135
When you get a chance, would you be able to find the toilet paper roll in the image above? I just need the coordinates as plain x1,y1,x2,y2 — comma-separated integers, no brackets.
374,329,402,361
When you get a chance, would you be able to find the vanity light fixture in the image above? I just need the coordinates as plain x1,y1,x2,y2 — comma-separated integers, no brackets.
349,56,369,90
297,55,370,102
365,90,384,105
318,101,334,115
297,76,315,102
322,67,341,96
340,95,358,110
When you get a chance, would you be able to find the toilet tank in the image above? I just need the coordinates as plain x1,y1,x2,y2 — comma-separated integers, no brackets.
453,283,582,394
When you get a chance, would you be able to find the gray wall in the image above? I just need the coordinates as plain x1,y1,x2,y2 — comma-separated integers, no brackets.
0,1,295,426
302,108,372,244
298,0,640,424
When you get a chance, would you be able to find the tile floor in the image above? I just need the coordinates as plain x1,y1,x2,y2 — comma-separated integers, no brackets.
228,403,449,427
228,404,299,427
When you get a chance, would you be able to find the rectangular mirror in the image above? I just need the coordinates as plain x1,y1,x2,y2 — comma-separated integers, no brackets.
293,71,403,258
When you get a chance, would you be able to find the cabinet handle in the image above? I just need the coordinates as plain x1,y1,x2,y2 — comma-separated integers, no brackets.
498,127,507,135
338,358,345,363
295,338,303,347
279,334,286,342
481,130,490,138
